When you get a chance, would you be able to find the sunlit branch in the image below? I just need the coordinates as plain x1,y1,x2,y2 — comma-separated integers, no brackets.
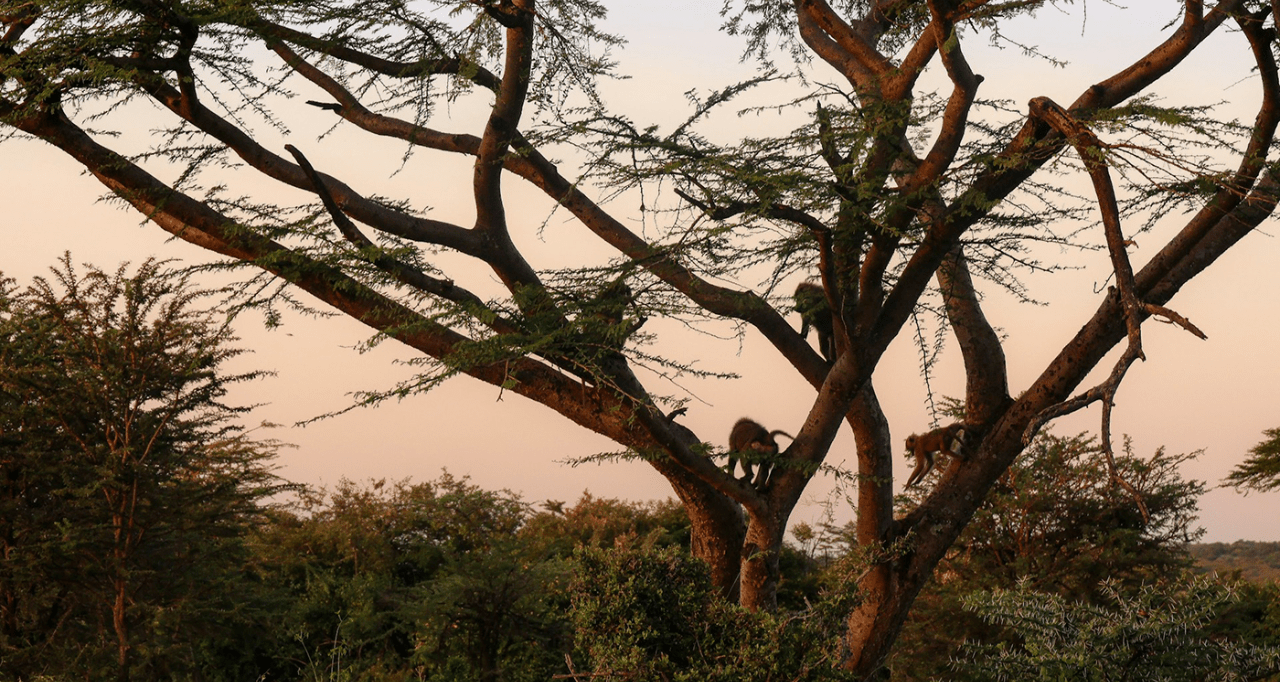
793,3,876,95
1021,96,1215,520
794,0,892,83
473,0,533,239
907,0,983,188
936,245,1009,427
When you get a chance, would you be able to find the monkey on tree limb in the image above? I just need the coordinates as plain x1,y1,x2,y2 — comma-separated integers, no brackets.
793,281,835,361
904,423,966,488
727,418,794,490
572,277,646,360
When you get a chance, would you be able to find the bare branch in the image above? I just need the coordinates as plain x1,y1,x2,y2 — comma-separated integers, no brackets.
133,69,481,252
936,246,1010,427
284,143,518,334
1144,303,1208,339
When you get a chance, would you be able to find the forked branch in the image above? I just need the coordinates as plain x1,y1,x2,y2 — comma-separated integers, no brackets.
1023,97,1210,520
284,144,518,335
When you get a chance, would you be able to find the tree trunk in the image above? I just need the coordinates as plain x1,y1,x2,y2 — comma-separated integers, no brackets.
738,515,784,612
114,577,129,682
666,472,747,601
844,384,897,677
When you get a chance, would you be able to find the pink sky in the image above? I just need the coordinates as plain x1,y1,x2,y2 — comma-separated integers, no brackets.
3,1,1277,542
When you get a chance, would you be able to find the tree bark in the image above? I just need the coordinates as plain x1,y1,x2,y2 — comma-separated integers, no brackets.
844,383,896,676
739,515,785,613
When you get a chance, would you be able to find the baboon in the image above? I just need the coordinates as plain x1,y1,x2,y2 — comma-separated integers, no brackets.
578,278,646,356
793,281,835,361
727,418,794,489
592,279,645,330
904,423,966,488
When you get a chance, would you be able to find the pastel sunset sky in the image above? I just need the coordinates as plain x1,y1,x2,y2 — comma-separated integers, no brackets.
3,0,1277,541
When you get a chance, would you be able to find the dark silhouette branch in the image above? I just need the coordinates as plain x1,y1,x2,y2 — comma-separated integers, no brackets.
284,143,519,335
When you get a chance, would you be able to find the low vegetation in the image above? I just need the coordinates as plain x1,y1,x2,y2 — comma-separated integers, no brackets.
2,259,1278,681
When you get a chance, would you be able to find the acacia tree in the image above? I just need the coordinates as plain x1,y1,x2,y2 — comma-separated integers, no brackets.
2,0,1278,677
1228,427,1280,492
0,257,281,681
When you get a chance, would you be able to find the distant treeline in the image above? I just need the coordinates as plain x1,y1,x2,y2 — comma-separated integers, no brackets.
1191,541,1280,583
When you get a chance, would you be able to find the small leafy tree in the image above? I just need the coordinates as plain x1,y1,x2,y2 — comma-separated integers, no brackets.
891,432,1205,680
569,544,858,682
0,256,283,682
1227,427,1280,493
250,474,570,682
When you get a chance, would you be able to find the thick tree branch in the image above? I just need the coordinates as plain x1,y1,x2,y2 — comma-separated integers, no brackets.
891,22,944,98
9,109,652,447
906,0,982,188
793,2,877,95
472,0,533,239
1,4,38,48
794,0,893,84
936,246,1010,427
132,73,482,253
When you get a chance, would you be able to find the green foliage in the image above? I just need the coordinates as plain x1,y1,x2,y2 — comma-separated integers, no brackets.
1226,427,1280,493
1217,581,1280,656
960,577,1280,682
234,482,703,681
569,544,857,682
520,492,692,554
247,474,569,682
0,255,284,681
891,432,1205,681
